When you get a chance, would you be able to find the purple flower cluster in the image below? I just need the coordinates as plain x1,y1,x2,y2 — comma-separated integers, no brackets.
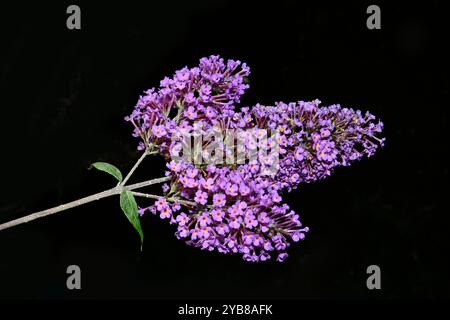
126,55,385,262
125,55,250,152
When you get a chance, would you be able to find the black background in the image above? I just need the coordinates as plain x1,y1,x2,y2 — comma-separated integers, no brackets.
0,0,448,299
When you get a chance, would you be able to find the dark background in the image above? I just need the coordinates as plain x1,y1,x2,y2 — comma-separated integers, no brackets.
0,0,448,299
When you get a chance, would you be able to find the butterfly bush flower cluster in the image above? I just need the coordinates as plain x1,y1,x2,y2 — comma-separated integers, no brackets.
126,55,385,262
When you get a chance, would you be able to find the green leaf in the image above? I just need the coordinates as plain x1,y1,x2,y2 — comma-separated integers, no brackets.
90,162,123,182
119,190,144,249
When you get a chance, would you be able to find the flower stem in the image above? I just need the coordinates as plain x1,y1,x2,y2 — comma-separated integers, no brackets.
120,151,148,186
131,191,197,207
0,149,170,232
0,176,171,232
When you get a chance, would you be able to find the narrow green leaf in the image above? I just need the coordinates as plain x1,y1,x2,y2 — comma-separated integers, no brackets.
90,162,123,182
119,190,144,249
